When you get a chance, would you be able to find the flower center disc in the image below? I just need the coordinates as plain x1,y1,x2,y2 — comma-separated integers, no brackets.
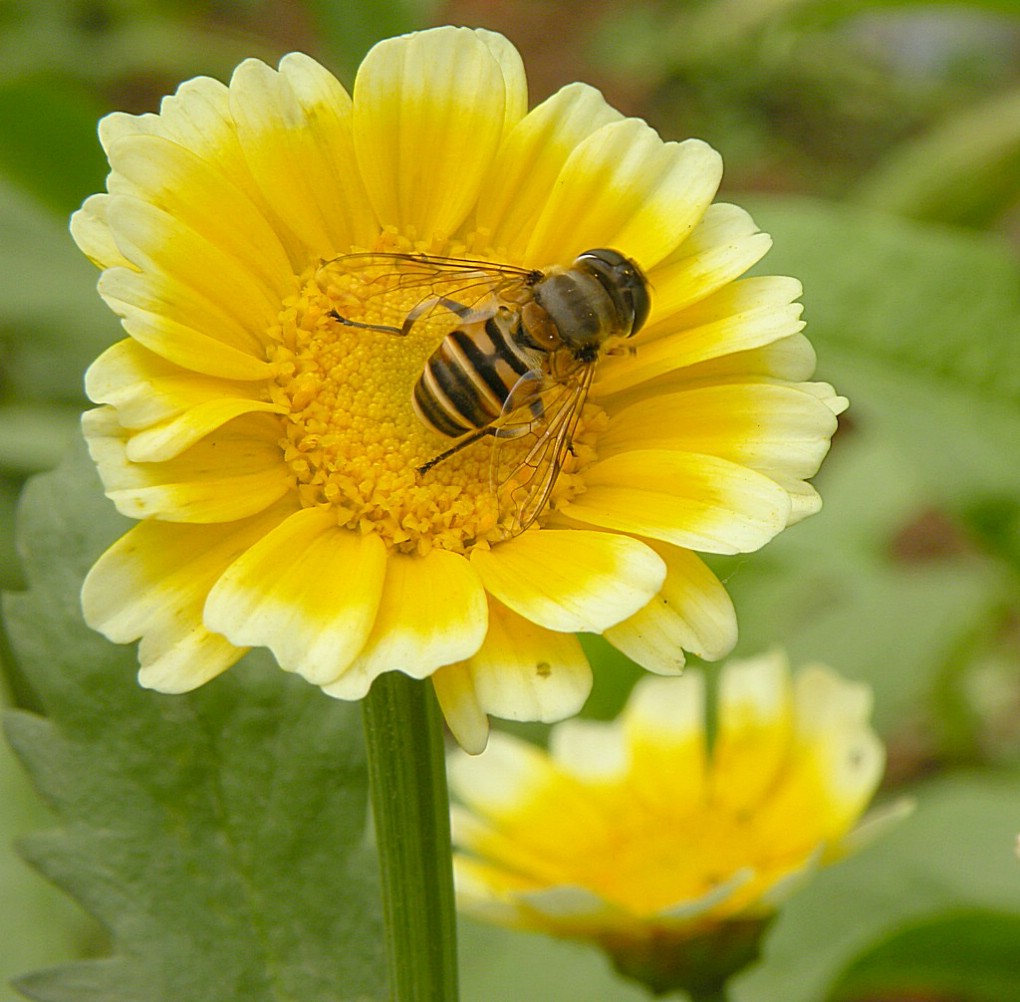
265,240,603,556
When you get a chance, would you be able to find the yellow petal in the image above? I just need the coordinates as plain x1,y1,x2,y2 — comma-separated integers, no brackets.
86,340,283,461
229,56,375,260
322,548,487,699
646,202,772,322
86,339,253,425
353,27,516,238
433,663,490,754
83,407,291,523
548,718,629,782
70,194,134,270
524,120,722,270
104,194,286,338
604,543,737,672
671,332,819,387
623,673,708,809
792,666,885,836
106,132,294,295
709,651,794,812
98,267,272,379
601,381,840,481
475,82,623,259
471,529,665,633
124,397,287,463
464,598,591,723
203,508,387,686
595,276,805,398
474,29,528,131
100,76,240,184
562,450,791,554
82,510,290,692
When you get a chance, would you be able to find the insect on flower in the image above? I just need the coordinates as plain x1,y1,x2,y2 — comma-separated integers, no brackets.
326,248,650,535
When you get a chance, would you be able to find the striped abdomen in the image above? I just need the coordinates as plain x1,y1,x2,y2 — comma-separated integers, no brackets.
412,311,545,438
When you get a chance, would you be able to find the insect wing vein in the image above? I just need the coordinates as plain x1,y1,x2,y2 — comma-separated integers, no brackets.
323,252,539,339
492,364,595,535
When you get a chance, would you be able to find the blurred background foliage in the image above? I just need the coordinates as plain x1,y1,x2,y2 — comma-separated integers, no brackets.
1,0,1019,1000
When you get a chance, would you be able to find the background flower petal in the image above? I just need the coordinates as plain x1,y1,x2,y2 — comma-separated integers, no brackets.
622,673,709,812
448,730,559,818
548,717,629,782
710,651,795,813
792,665,887,835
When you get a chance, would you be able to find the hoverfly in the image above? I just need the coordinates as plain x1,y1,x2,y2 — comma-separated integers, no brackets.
326,248,650,535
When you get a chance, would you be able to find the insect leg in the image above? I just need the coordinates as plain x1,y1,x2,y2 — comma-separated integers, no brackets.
416,370,545,477
417,425,495,476
328,310,404,335
400,295,496,336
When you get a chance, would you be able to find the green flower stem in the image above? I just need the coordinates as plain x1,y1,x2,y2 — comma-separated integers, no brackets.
362,672,459,1001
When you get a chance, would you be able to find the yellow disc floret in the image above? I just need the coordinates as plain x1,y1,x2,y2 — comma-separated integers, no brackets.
265,241,604,556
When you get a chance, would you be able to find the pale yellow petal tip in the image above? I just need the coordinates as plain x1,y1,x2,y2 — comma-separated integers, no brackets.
719,648,791,721
624,671,706,742
549,718,628,781
448,730,551,812
71,195,133,271
433,664,490,755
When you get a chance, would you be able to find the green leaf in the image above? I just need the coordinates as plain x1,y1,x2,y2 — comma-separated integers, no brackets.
2,441,386,1002
716,430,1010,738
0,77,107,217
730,771,1020,1002
853,87,1020,227
719,198,1020,745
0,180,118,406
0,676,98,993
831,910,1020,1002
459,917,651,1002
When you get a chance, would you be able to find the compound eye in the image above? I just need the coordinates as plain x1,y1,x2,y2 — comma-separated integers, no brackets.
627,271,651,335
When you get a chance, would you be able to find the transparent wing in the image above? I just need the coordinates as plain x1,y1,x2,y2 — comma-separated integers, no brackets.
491,361,597,536
320,252,540,336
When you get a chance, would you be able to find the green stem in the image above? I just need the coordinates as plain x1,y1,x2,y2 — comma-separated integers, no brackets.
362,672,459,1001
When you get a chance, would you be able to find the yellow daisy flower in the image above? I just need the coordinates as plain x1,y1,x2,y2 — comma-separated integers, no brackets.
449,651,887,990
72,26,844,751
